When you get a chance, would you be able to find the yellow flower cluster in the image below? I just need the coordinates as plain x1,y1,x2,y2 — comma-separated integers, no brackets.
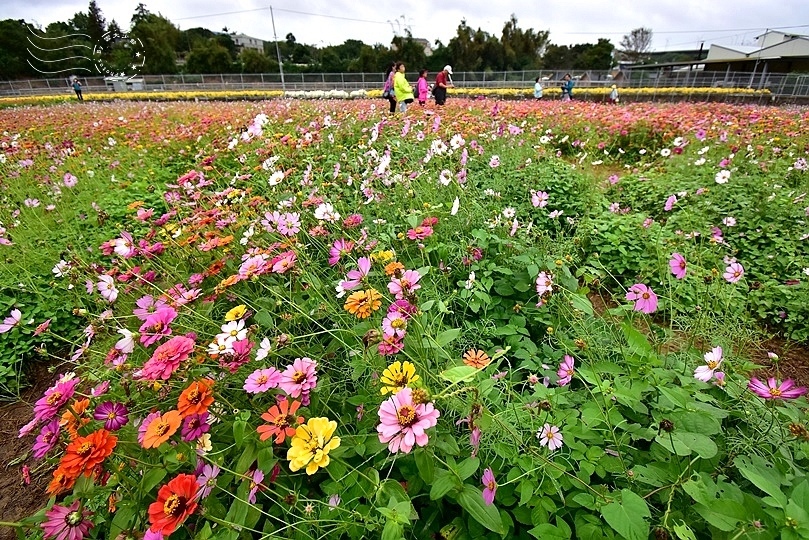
287,417,341,475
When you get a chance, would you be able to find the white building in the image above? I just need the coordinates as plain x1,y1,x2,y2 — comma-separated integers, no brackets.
231,34,265,53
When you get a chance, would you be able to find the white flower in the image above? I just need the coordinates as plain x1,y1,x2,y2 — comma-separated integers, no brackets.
52,259,71,278
450,197,460,216
255,337,272,361
660,148,671,157
722,216,736,227
314,202,340,223
502,207,516,219
268,170,285,186
438,169,453,186
115,328,136,354
694,157,706,166
465,271,476,290
208,336,235,356
219,320,247,342
715,170,731,184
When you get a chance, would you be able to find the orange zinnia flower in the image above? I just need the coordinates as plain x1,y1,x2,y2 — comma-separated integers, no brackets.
463,349,491,369
60,398,91,440
344,288,382,319
257,399,304,444
46,465,77,496
177,379,214,418
59,428,118,478
142,410,182,449
384,261,405,277
148,473,199,536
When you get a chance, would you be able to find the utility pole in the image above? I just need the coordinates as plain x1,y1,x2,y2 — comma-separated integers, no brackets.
270,6,285,91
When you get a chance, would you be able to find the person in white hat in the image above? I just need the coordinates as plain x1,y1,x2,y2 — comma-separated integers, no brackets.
434,65,453,106
609,84,619,104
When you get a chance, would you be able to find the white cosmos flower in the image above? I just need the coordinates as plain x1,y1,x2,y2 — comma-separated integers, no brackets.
450,197,460,216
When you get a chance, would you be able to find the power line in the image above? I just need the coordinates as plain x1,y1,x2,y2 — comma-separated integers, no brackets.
172,6,391,26
563,23,809,36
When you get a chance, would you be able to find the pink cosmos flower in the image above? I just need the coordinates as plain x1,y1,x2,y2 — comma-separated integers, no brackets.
279,357,318,404
277,212,301,236
62,173,78,188
723,262,744,283
329,239,354,266
535,272,553,297
342,257,371,290
197,463,220,499
93,401,129,431
271,251,297,273
113,231,137,258
377,387,440,454
139,335,195,380
381,312,408,338
244,368,282,393
664,195,677,211
481,468,497,506
96,275,119,303
531,190,549,208
669,253,687,279
626,283,658,314
0,308,22,333
41,500,93,540
557,355,575,386
247,469,264,504
133,295,167,321
137,411,161,445
537,423,564,451
139,306,178,346
748,378,807,400
388,269,422,300
694,346,723,382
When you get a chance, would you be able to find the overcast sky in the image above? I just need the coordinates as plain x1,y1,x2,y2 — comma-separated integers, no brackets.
6,0,809,51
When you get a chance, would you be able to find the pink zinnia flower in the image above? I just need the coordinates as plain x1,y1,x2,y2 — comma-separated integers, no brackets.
377,387,440,454
180,412,210,441
669,253,687,279
388,269,422,300
33,377,80,423
406,226,433,241
723,262,744,283
537,423,564,451
694,346,723,382
329,239,354,266
239,255,269,279
481,468,497,506
0,308,22,333
626,283,658,314
557,355,575,386
139,306,178,346
388,299,417,319
32,419,61,459
271,251,297,274
244,367,282,393
748,378,807,400
279,357,318,404
378,334,405,356
381,312,408,338
140,335,195,380
41,500,93,540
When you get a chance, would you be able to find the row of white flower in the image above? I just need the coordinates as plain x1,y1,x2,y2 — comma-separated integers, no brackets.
282,89,368,99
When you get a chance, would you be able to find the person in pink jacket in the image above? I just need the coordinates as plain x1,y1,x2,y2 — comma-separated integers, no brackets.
417,69,429,105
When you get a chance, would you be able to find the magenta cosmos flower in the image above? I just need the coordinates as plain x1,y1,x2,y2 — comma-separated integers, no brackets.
748,378,807,400
723,262,744,283
481,468,497,506
669,253,687,279
377,387,440,454
342,257,371,290
42,500,94,540
93,401,130,431
626,283,658,314
328,239,354,266
197,463,220,499
557,355,575,386
694,346,723,382
537,423,564,451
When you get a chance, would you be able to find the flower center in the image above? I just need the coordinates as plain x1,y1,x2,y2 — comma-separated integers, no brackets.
76,442,93,456
292,371,306,384
66,510,83,526
155,420,170,437
391,318,406,329
46,392,63,406
769,388,782,397
392,373,408,387
187,388,201,403
397,405,416,426
163,494,185,517
107,411,117,420
400,279,410,288
641,292,650,300
707,360,718,369
486,480,496,490
230,330,238,337
256,375,268,385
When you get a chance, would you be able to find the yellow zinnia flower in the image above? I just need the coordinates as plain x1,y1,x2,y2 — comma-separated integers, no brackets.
287,417,341,475
380,360,420,395
225,304,247,321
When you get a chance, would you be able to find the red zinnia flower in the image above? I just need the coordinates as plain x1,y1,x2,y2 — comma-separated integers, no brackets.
148,473,199,536
257,399,304,444
59,429,118,479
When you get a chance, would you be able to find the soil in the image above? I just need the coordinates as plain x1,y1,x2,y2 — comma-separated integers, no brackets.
0,361,55,540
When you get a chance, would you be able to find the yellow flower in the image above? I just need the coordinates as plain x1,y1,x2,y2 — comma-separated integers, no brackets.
225,304,247,321
344,288,382,319
287,417,341,475
371,250,395,264
380,361,420,395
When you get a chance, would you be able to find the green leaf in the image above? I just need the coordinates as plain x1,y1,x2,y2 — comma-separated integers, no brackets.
600,489,650,540
692,500,746,531
430,469,459,500
734,455,788,507
569,293,594,316
414,449,435,484
622,320,652,358
141,467,167,493
253,309,275,329
435,328,461,347
457,485,507,534
108,505,136,540
453,457,480,481
528,523,570,539
671,521,697,540
440,365,478,384
381,521,404,540
420,300,435,312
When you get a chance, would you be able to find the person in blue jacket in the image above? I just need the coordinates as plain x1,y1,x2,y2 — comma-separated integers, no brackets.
560,73,574,101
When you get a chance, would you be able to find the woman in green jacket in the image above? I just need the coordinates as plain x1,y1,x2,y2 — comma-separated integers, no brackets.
393,62,415,113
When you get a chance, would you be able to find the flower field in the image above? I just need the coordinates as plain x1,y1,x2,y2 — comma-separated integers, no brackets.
1,98,808,540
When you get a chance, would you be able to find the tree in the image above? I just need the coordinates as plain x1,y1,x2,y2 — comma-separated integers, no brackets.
86,1,107,50
0,19,39,79
578,39,615,70
500,14,550,70
390,32,427,72
240,48,274,73
186,40,232,73
130,11,180,74
619,27,653,63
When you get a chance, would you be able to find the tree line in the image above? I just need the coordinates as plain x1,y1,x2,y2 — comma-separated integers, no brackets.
0,1,655,79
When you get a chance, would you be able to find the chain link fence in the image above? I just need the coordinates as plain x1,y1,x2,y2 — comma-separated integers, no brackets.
3,70,809,99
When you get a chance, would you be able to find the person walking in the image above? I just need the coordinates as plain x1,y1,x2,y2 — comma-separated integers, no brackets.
560,73,574,102
71,77,83,101
393,62,414,113
533,77,543,100
417,69,429,106
434,65,453,106
609,84,619,104
382,62,396,113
